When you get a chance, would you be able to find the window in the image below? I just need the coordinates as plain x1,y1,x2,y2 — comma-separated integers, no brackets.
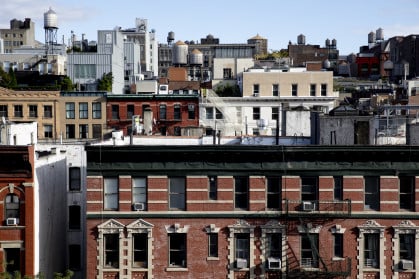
267,176,281,210
5,194,19,219
69,205,81,230
132,178,147,208
14,105,22,117
399,234,414,261
400,176,414,210
69,167,81,191
188,104,195,119
364,233,379,268
215,108,223,119
169,177,185,210
69,244,81,270
272,107,279,120
235,234,249,268
133,234,148,268
292,84,298,96
253,84,259,96
321,84,327,96
66,124,75,139
310,84,316,96
92,102,101,119
5,248,20,275
0,105,7,117
74,64,96,79
206,107,213,119
169,233,187,267
92,124,102,139
104,234,119,268
301,176,318,201
272,84,279,96
334,176,343,200
127,104,134,119
79,124,88,139
208,233,218,258
29,105,38,117
44,125,53,138
301,234,319,268
174,104,181,120
209,176,217,200
111,105,119,119
79,103,88,119
159,104,167,119
66,103,75,119
365,176,379,210
334,234,344,258
253,107,260,120
267,233,282,259
104,178,118,210
234,176,249,210
223,68,232,79
44,105,52,118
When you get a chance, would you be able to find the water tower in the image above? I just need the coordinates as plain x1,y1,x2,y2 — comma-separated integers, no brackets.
44,7,58,56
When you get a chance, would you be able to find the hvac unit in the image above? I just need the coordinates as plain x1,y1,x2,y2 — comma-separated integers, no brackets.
302,201,315,211
268,257,281,269
400,259,414,270
236,258,247,269
6,218,18,226
365,258,377,268
132,202,145,211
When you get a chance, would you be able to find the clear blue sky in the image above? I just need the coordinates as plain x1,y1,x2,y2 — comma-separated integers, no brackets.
1,0,418,55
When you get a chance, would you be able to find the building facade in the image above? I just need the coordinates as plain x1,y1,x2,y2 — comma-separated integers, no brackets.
0,18,36,53
106,94,200,137
0,146,35,276
85,145,419,279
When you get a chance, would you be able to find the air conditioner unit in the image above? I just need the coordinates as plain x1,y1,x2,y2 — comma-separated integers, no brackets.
253,93,259,97
268,257,281,269
400,259,414,270
236,258,247,269
365,258,377,268
132,202,145,211
6,218,18,226
302,201,315,211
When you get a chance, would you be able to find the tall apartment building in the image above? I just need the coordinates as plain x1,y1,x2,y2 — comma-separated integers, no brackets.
85,145,419,279
0,18,36,53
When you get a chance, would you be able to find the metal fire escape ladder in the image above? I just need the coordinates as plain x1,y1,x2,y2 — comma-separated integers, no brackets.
299,218,328,272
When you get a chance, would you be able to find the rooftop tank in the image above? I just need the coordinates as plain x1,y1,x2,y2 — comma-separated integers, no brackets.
44,7,58,29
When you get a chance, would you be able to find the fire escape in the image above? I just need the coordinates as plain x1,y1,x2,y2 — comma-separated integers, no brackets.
278,198,352,279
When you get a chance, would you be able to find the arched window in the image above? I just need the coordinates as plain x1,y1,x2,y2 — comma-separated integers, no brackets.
5,194,19,219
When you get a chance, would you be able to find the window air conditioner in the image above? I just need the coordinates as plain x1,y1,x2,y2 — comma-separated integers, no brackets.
268,257,281,269
236,258,247,269
6,217,18,226
302,201,315,211
132,202,145,211
400,259,414,270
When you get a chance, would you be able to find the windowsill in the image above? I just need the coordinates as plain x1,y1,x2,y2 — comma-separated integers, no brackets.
166,267,188,272
362,267,379,271
332,257,344,261
206,257,219,261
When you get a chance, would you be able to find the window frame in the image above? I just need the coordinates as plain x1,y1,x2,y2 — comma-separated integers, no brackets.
159,104,167,120
79,102,88,119
266,176,281,210
208,233,218,258
168,233,187,268
92,102,102,119
104,177,119,210
252,107,260,120
104,233,119,268
399,176,414,211
69,167,81,191
133,233,148,268
169,177,186,210
173,104,181,120
132,177,147,206
14,104,23,117
209,176,217,200
234,176,249,210
364,176,380,210
291,84,298,96
43,105,52,118
5,194,19,219
300,233,319,268
28,104,38,118
66,102,75,119
272,84,279,96
69,205,81,230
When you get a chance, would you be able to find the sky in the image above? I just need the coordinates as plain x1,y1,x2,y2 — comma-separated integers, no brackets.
1,0,419,55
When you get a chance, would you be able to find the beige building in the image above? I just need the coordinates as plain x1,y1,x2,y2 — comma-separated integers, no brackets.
58,92,107,141
0,87,60,140
0,87,107,141
0,18,36,53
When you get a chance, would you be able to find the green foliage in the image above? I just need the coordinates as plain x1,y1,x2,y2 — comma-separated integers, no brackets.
214,83,241,97
53,270,74,279
0,67,14,89
97,72,113,91
60,76,74,91
255,49,288,60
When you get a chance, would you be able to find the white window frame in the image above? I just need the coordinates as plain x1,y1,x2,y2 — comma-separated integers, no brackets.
392,220,419,273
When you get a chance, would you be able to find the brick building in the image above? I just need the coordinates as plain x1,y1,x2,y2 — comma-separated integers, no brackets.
0,146,35,276
106,94,200,137
85,145,419,279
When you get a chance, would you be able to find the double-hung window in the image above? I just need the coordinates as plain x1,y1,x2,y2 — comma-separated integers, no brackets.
169,177,185,210
104,178,118,210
